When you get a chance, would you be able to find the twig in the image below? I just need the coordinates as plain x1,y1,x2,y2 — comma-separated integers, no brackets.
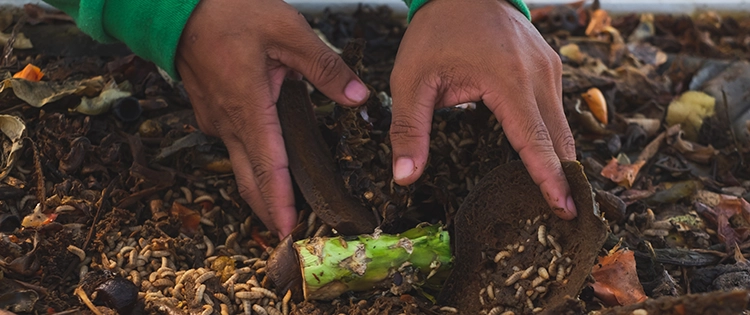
722,89,745,167
27,138,45,209
1,15,26,67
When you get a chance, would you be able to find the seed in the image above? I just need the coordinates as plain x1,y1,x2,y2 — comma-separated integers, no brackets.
494,251,512,263
521,266,535,279
67,245,86,261
504,270,523,286
538,267,549,280
537,226,547,246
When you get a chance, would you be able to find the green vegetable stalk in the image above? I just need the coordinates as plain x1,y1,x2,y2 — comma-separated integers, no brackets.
294,224,453,300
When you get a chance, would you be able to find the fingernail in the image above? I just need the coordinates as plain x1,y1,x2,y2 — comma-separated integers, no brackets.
393,157,415,181
344,80,368,103
566,195,578,218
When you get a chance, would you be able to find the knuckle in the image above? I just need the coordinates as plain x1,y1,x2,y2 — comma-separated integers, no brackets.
526,120,552,144
311,50,343,86
554,130,577,159
389,116,427,143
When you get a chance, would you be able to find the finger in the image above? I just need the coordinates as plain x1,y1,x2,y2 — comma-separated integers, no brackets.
389,73,438,185
486,87,577,220
219,73,298,238
535,54,576,161
224,139,276,233
270,25,369,106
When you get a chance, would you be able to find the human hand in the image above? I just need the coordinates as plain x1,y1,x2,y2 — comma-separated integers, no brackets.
390,0,578,219
175,0,370,237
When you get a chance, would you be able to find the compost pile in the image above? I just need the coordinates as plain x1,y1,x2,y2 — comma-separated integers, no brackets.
0,2,749,315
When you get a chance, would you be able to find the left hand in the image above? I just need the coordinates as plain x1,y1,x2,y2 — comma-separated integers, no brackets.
389,0,578,219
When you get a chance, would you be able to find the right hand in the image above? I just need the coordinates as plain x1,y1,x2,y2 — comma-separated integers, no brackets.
175,0,370,238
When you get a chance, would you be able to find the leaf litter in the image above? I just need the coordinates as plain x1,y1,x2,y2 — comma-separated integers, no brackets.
0,1,749,314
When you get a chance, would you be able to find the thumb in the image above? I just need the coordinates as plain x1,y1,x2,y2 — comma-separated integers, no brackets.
389,78,438,186
275,32,369,106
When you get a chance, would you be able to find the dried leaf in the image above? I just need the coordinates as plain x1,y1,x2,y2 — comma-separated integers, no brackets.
695,195,750,249
665,126,718,164
0,115,25,181
0,76,105,108
169,202,201,237
591,249,648,306
0,32,32,49
623,118,660,137
601,158,645,188
72,81,131,115
12,64,43,82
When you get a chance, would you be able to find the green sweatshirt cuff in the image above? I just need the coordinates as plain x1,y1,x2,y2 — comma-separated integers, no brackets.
405,0,531,23
45,0,200,79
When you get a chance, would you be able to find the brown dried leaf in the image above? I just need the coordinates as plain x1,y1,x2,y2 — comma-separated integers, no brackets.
169,202,201,237
601,158,645,188
591,249,648,306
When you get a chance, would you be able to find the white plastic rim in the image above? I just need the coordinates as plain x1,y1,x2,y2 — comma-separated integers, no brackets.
6,0,750,16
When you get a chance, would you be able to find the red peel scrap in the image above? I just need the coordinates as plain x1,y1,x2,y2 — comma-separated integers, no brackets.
600,125,679,188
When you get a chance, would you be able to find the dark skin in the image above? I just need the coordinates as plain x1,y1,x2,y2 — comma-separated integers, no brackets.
176,0,577,238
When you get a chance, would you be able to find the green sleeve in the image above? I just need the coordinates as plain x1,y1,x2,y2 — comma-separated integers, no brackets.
43,0,200,79
404,0,531,23
43,0,528,79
